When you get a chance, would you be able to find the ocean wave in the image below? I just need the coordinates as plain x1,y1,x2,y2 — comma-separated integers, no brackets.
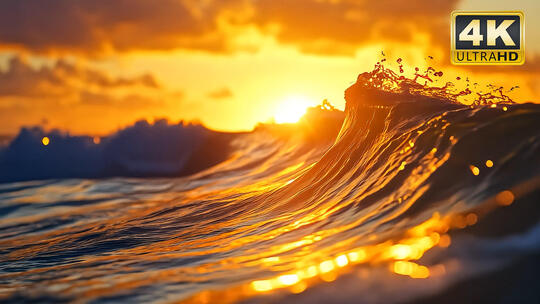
0,120,233,183
0,107,344,184
0,63,539,303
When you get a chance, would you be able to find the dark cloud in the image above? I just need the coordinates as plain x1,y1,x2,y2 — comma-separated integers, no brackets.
249,0,458,55
208,87,233,99
0,0,238,54
78,91,167,109
0,0,458,55
1,0,537,84
0,56,160,98
0,55,175,133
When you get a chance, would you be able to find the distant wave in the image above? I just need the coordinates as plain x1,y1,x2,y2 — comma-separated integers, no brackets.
0,108,344,183
0,120,235,183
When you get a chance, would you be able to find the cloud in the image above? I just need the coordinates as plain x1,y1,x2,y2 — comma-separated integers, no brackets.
248,0,458,55
1,0,538,77
0,56,160,98
0,55,179,133
0,0,458,56
208,87,233,99
0,0,238,54
77,91,165,108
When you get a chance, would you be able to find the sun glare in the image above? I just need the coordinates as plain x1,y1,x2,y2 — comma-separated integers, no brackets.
274,96,312,124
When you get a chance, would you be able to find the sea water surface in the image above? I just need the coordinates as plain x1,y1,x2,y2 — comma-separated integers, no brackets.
1,64,540,303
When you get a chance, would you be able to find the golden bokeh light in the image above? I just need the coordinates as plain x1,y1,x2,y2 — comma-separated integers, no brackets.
247,212,464,295
319,260,335,273
438,234,451,248
42,136,50,146
347,250,366,262
335,255,349,267
495,190,515,206
465,213,478,225
389,244,413,260
392,261,429,278
252,280,273,292
278,274,300,286
290,281,307,294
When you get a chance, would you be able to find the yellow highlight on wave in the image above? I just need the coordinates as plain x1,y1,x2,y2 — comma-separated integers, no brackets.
250,212,456,293
393,261,430,278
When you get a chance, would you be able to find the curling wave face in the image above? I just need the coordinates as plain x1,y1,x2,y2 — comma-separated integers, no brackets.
0,65,539,303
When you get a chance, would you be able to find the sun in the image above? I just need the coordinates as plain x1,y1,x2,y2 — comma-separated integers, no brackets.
274,95,312,124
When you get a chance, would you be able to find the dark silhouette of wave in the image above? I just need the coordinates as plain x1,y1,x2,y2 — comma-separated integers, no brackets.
0,107,345,183
0,119,235,183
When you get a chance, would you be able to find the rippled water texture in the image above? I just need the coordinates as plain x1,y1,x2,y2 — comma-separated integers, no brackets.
1,65,539,303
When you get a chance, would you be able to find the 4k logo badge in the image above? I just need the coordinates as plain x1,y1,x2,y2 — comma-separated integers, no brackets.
451,11,524,65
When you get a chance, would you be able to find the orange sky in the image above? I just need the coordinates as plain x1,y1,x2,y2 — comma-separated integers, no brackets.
0,0,539,135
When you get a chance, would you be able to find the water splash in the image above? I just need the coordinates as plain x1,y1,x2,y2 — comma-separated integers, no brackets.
362,57,516,106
